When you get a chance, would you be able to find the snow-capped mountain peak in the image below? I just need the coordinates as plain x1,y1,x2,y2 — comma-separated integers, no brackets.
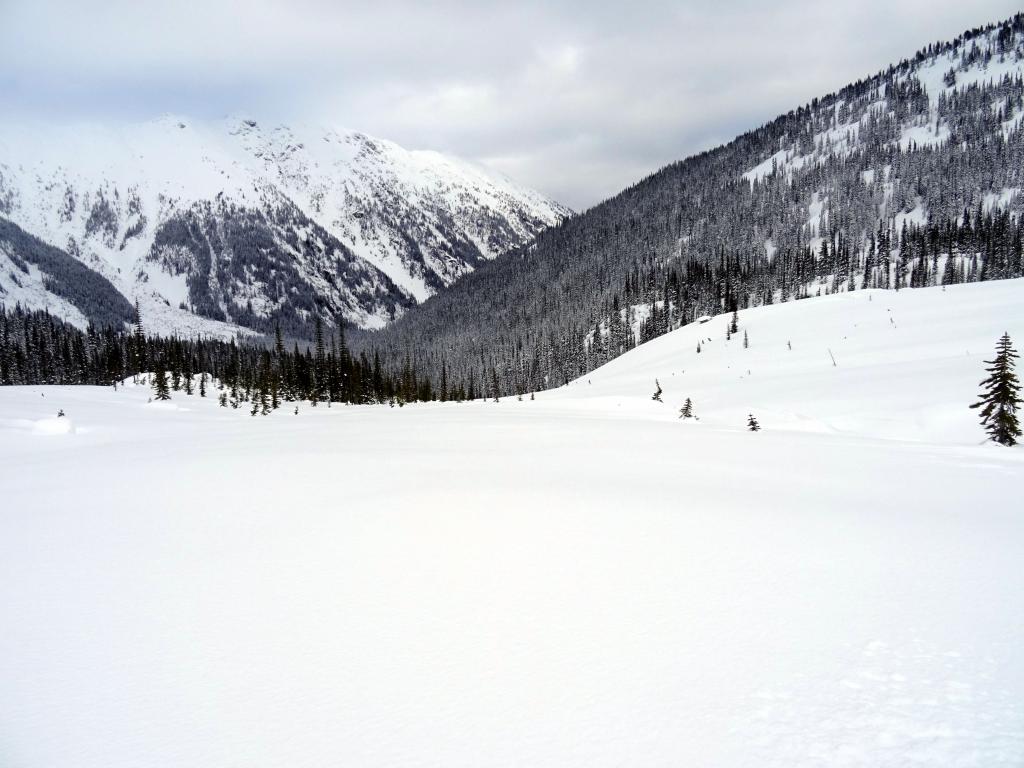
0,116,569,337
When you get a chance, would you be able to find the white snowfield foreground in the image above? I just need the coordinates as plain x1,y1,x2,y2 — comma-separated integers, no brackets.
1,279,1023,767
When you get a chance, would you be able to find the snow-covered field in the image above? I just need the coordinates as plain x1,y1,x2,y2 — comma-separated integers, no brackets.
2,280,1023,767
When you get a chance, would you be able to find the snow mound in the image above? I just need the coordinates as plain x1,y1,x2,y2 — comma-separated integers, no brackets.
146,400,189,412
30,415,75,435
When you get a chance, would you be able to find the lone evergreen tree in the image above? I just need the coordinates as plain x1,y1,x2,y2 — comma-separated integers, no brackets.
652,379,663,402
747,413,760,431
730,309,739,334
970,332,1022,446
679,398,693,419
152,364,171,401
743,329,749,349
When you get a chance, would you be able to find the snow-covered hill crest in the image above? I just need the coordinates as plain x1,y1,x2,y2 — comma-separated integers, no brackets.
0,117,569,337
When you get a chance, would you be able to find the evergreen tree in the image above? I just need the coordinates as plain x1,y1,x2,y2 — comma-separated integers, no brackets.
747,413,761,431
652,379,663,402
970,332,1022,446
152,364,171,401
679,398,693,418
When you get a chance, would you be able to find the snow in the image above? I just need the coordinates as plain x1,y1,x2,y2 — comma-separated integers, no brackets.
0,249,91,329
29,415,75,435
741,148,813,186
983,187,1020,212
2,279,1024,767
805,192,827,251
898,120,951,151
912,39,1024,110
895,202,928,232
1004,107,1024,138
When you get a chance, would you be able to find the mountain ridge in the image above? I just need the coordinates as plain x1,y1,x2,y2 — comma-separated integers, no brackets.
359,12,1024,396
0,115,569,337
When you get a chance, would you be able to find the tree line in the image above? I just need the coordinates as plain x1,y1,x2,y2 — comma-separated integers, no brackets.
0,307,490,407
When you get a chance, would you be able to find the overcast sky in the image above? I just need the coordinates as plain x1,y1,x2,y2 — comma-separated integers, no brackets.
1,0,1020,209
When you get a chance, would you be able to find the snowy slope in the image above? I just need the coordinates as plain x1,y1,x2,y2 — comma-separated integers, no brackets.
0,116,569,335
740,21,1024,226
552,279,1024,444
1,279,1023,767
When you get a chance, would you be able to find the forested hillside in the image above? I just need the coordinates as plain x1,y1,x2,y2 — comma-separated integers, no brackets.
359,13,1024,397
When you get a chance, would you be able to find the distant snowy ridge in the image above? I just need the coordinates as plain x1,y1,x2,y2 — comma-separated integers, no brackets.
0,116,569,337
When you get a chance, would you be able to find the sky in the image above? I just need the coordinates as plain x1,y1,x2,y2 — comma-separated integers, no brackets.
0,0,1020,210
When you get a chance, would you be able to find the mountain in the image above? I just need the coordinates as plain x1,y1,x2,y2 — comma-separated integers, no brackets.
363,13,1024,397
0,116,569,337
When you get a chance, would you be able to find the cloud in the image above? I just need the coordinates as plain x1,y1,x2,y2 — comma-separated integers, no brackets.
1,0,1020,208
